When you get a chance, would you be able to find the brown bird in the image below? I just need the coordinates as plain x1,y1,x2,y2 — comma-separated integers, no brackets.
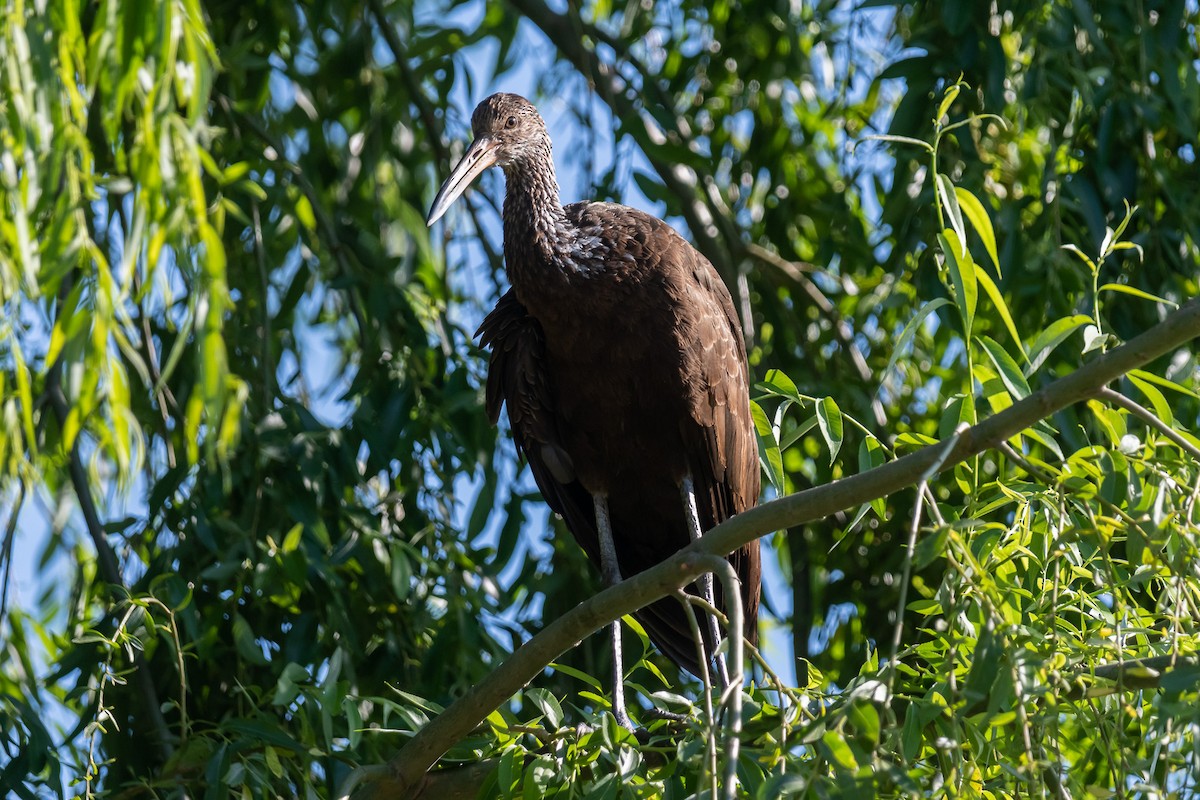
427,93,760,725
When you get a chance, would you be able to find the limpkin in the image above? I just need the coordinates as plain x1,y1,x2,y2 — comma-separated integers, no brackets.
427,93,760,726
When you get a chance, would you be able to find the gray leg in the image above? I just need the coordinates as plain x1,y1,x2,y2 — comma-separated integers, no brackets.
594,493,634,730
681,474,730,688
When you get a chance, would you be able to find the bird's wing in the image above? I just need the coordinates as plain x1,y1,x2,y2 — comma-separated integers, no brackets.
666,228,764,647
475,290,601,563
573,202,763,652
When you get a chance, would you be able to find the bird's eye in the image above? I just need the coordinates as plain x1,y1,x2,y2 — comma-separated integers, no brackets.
505,116,517,129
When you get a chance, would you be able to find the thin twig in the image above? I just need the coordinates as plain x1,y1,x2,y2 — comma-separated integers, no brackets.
696,556,744,800
675,589,718,797
1096,386,1200,460
889,426,964,687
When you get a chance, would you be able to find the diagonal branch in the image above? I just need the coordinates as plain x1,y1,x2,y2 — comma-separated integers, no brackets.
1096,386,1200,460
356,299,1200,797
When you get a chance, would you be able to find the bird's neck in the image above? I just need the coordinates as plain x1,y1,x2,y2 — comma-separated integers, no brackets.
501,153,583,286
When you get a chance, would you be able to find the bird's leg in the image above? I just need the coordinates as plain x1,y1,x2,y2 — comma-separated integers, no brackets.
594,492,635,731
681,474,731,688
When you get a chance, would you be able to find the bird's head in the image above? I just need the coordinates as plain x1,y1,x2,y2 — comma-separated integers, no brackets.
427,93,550,226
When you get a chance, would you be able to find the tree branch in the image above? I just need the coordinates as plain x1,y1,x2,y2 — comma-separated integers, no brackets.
1096,386,1200,460
356,299,1200,797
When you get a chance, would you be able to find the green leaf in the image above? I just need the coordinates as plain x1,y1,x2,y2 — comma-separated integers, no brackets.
272,663,310,706
757,368,804,404
821,729,858,769
848,700,881,747
883,298,952,385
816,396,843,465
901,703,925,762
907,598,943,615
913,526,949,570
1159,663,1200,695
955,186,1000,276
1061,243,1097,272
525,688,564,729
935,81,962,124
778,413,818,451
751,400,785,492
1027,315,1092,372
862,133,934,152
857,436,888,518
975,270,1027,364
937,175,968,255
939,228,977,338
977,335,1031,401
281,523,303,554
1098,283,1178,308
231,612,269,666
1126,373,1174,426
1128,368,1200,401
548,662,603,692
963,628,1004,707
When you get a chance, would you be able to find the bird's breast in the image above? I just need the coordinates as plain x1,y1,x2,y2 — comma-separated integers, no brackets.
539,301,692,498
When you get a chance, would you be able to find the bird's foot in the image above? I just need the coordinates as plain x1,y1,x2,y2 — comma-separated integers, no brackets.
613,704,636,732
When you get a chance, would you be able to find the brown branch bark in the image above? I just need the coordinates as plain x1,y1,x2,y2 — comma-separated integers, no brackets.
353,299,1200,798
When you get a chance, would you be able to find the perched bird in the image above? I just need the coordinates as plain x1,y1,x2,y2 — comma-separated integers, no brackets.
427,93,760,725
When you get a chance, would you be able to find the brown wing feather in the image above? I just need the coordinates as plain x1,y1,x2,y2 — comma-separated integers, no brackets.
661,221,762,649
476,290,602,566
478,213,761,678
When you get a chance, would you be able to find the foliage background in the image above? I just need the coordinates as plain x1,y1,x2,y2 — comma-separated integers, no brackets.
1,0,1198,796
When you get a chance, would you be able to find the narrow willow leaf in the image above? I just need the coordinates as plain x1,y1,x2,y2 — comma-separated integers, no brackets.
232,612,269,666
936,81,962,124
1110,200,1139,242
939,229,977,338
779,412,817,451
548,662,603,692
10,341,36,459
1023,426,1065,460
977,335,1031,400
1100,226,1115,260
862,133,934,152
1026,315,1091,373
1061,244,1096,272
1128,368,1200,400
1108,240,1145,261
976,270,1027,364
525,688,564,729
858,436,887,517
1098,283,1177,308
883,298,952,385
757,368,804,404
937,175,967,255
1126,372,1174,426
817,396,844,465
954,186,1000,276
751,400,784,492
821,730,858,769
